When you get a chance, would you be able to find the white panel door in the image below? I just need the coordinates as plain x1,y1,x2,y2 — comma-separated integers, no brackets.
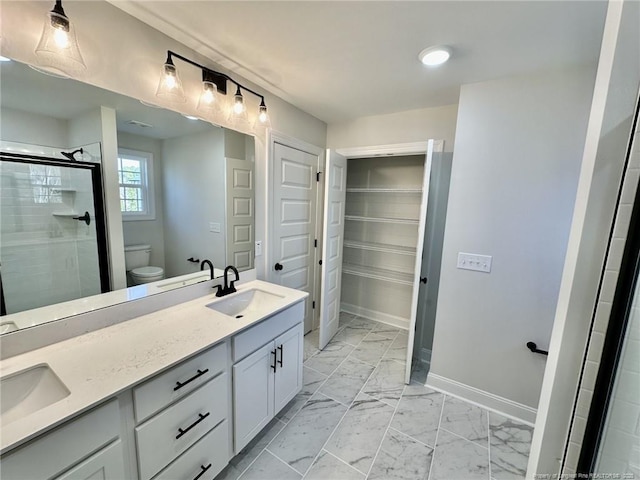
226,157,255,270
272,142,319,333
319,150,347,349
404,140,441,384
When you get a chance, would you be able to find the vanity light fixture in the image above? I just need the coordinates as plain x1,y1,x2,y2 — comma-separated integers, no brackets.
35,0,86,75
156,50,270,128
418,46,452,67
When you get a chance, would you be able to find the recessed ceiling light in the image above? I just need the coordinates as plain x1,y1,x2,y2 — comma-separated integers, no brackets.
183,115,199,121
0,56,11,62
418,46,451,67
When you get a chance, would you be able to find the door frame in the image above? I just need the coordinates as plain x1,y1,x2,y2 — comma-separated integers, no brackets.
336,140,442,383
267,131,325,332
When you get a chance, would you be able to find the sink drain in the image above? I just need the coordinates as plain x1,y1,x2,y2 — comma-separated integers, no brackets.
235,315,244,319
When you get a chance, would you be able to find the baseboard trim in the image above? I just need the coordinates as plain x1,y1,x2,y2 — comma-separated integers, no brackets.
426,372,537,426
341,303,409,330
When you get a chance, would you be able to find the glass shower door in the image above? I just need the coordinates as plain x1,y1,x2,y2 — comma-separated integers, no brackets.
0,153,109,316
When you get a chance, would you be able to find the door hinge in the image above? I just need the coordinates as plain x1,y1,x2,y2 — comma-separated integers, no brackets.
314,239,317,248
312,301,316,309
316,171,322,182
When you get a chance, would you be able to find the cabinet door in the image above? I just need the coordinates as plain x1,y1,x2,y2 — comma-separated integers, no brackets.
274,324,304,413
55,440,125,480
233,342,275,453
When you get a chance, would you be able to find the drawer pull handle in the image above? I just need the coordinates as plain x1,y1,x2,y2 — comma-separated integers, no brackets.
176,412,210,439
271,349,277,372
277,345,284,367
174,368,210,391
193,463,212,480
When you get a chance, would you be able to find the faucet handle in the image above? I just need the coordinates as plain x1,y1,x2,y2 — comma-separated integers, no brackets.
214,284,224,297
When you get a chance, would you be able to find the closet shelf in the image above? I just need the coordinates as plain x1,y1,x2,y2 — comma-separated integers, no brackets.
346,187,422,193
342,263,414,286
343,240,416,256
344,215,419,225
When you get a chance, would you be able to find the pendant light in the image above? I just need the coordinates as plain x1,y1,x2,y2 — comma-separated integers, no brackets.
254,98,271,129
197,71,222,116
156,55,186,103
35,0,86,76
228,85,249,128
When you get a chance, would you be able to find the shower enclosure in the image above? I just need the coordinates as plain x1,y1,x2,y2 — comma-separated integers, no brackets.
0,143,109,320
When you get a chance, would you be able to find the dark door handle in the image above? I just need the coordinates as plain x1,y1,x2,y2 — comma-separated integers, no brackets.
271,349,277,371
73,211,91,226
174,368,209,391
176,412,210,439
193,464,212,480
420,277,427,284
274,262,283,271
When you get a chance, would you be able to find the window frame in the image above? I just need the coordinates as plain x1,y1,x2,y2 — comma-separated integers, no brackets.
117,148,156,221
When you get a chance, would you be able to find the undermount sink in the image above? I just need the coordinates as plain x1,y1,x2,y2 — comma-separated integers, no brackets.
1,364,70,425
206,288,285,318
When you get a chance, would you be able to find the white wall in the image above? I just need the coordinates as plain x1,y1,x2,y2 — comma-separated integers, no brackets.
117,131,165,272
0,107,68,147
327,104,458,152
162,129,226,277
427,66,597,420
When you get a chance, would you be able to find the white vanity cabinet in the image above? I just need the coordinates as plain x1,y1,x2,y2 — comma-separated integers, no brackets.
0,400,124,480
232,301,304,452
133,341,231,480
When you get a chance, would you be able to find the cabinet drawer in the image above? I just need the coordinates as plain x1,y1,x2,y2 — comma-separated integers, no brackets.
233,301,304,362
55,440,125,480
0,400,120,480
153,419,230,480
134,342,227,423
136,374,228,480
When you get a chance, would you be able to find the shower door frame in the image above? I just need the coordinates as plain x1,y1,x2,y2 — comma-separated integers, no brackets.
0,152,111,300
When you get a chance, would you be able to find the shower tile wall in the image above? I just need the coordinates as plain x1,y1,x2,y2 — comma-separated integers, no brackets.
0,161,100,314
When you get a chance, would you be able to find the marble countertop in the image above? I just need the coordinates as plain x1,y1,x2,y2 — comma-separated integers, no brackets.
0,280,308,455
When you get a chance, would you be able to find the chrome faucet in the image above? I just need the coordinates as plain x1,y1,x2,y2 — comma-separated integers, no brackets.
200,259,214,280
216,265,239,297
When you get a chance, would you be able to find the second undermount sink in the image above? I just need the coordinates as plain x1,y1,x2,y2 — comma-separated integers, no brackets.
1,364,70,425
206,288,285,318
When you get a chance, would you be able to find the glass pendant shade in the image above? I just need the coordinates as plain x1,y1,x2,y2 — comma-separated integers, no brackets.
254,100,271,129
156,62,186,103
228,86,249,129
197,81,221,115
35,8,86,76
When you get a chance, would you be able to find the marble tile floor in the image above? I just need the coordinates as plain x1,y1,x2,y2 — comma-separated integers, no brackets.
217,313,533,480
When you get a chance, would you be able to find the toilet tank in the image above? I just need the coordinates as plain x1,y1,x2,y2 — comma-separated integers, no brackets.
124,244,151,270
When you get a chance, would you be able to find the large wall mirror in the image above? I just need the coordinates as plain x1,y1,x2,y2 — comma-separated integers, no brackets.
0,59,255,334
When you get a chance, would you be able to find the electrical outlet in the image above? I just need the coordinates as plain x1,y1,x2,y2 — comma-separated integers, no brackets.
255,240,263,257
209,222,221,233
457,252,492,273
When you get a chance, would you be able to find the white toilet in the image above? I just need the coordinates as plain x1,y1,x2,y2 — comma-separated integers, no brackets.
124,244,165,285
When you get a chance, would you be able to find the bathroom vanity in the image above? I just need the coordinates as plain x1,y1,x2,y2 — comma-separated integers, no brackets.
0,280,307,479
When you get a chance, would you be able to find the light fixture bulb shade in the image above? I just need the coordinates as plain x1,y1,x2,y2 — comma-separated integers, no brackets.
35,11,86,75
197,81,221,115
254,102,271,129
227,90,250,130
418,46,452,66
156,62,186,103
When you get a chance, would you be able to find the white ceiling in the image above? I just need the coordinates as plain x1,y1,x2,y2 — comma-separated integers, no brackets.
112,1,608,124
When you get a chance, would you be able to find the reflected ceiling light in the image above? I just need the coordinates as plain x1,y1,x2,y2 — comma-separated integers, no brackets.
183,115,199,121
418,46,452,66
0,56,11,62
35,0,86,75
156,50,269,129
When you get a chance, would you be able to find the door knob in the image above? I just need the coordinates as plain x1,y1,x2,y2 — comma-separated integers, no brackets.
420,277,427,284
274,262,284,271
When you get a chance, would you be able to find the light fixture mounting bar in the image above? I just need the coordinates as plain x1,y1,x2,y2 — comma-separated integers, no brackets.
166,50,265,103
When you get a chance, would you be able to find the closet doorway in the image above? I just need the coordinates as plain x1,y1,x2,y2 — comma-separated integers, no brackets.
321,140,448,384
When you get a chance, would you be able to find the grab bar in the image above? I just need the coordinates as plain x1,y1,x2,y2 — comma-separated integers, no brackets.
526,341,548,356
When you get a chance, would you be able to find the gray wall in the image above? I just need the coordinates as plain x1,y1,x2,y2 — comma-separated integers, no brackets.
429,66,597,410
162,129,226,277
0,107,68,147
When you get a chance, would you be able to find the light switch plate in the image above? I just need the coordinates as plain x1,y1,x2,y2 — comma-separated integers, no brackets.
209,222,221,233
457,252,492,273
255,241,263,257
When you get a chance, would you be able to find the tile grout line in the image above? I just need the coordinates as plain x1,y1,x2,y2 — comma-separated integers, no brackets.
264,447,308,477
387,426,436,451
298,320,402,478
487,411,492,480
363,382,407,479
438,426,489,450
427,391,446,480
315,448,369,479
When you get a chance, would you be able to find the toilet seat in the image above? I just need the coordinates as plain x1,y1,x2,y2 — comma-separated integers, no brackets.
131,266,164,278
